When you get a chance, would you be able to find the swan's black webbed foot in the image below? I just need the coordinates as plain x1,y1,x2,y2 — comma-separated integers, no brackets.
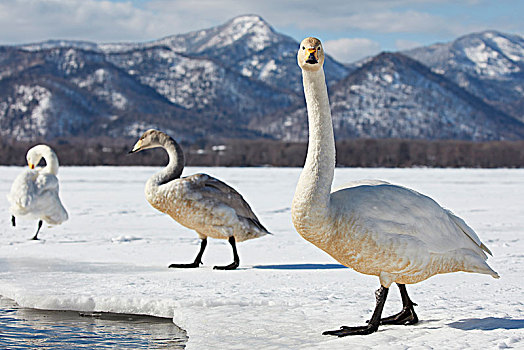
378,283,418,325
213,261,239,270
323,324,379,337
169,238,207,269
379,304,418,325
213,236,240,270
324,286,389,337
11,215,16,227
168,262,201,268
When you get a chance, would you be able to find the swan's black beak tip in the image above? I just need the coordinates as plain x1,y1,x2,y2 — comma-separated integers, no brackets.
306,53,318,64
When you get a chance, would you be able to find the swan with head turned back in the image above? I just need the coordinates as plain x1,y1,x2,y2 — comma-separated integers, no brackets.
7,144,68,240
130,129,269,270
292,37,499,336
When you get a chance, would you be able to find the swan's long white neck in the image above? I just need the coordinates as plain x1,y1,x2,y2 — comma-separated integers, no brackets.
292,68,335,229
146,138,184,194
40,150,59,175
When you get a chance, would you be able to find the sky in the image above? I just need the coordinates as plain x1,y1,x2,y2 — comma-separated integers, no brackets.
0,0,523,63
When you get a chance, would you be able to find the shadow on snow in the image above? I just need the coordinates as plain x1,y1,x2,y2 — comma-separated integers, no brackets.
253,263,346,270
448,317,524,331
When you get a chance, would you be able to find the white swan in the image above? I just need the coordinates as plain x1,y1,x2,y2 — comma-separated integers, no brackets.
130,129,269,270
7,144,68,240
291,37,499,336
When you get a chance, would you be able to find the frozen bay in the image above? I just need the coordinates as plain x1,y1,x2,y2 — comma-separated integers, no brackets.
1,166,523,349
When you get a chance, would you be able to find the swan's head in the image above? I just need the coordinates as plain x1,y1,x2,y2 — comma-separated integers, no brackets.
130,129,171,153
26,144,56,170
297,37,324,72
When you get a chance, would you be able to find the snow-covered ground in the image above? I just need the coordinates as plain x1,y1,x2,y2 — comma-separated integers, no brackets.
1,166,523,349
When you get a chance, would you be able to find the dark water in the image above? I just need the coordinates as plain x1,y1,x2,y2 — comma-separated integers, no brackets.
0,297,187,349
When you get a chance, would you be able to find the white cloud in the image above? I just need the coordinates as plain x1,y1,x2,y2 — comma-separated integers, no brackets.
0,0,159,44
342,10,445,33
0,0,520,46
324,38,381,63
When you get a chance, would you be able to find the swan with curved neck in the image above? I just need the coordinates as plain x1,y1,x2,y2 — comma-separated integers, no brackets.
8,144,68,240
130,129,269,270
292,37,498,336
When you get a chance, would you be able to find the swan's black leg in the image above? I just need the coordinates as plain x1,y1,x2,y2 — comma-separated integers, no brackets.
323,286,389,337
11,215,16,227
31,220,42,240
379,284,418,325
169,238,207,268
213,236,239,270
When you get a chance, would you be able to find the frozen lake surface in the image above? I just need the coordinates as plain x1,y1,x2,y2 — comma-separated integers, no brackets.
1,166,523,349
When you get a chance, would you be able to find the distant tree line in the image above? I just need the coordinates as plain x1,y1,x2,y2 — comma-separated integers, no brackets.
1,136,523,168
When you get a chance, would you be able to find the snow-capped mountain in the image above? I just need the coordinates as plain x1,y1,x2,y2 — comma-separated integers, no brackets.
1,16,523,143
1,15,348,142
146,15,349,94
256,52,524,141
20,15,349,94
404,30,524,122
0,46,204,141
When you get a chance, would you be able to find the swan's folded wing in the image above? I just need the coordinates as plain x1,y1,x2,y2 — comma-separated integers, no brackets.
187,174,268,232
446,209,492,256
35,173,59,194
7,170,39,209
332,183,488,257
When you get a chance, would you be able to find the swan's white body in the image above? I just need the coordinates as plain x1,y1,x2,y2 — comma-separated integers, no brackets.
7,145,68,226
291,42,498,288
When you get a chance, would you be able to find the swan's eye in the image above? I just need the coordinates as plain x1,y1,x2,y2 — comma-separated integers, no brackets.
302,46,305,50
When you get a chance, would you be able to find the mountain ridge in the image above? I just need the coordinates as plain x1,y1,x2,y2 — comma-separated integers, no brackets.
1,16,523,142
404,30,524,122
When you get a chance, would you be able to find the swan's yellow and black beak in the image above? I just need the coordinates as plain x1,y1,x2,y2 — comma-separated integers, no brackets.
129,139,143,154
306,48,319,64
28,163,35,169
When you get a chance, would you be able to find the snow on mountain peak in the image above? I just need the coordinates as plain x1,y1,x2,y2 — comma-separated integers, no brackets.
406,31,524,76
229,14,268,27
204,14,277,52
454,31,522,76
486,32,524,62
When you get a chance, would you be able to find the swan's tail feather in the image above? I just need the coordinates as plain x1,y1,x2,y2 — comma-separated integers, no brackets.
242,216,271,237
234,216,270,242
460,249,500,279
472,261,500,279
245,217,270,234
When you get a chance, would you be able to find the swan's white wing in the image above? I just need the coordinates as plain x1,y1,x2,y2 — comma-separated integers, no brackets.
35,173,68,225
331,183,487,257
35,172,59,192
446,209,492,256
7,169,39,214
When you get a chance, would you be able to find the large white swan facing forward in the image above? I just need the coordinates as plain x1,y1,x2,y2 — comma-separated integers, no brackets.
7,144,68,240
291,37,499,336
130,129,269,270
